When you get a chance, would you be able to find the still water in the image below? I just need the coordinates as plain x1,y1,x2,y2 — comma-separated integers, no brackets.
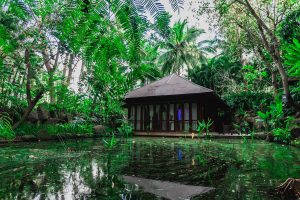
0,138,299,199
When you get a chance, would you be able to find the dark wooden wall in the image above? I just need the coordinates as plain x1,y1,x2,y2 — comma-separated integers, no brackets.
125,93,227,132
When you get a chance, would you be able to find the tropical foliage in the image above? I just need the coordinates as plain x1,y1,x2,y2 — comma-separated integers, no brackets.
0,0,299,143
158,19,214,75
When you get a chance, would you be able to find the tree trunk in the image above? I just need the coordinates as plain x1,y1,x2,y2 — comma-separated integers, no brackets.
274,59,300,110
78,59,85,92
66,54,74,86
256,47,278,98
62,53,69,82
43,43,60,104
13,49,44,129
49,71,55,104
13,91,43,129
271,71,278,97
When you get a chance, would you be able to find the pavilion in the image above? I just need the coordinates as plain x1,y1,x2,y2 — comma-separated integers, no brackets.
124,74,229,134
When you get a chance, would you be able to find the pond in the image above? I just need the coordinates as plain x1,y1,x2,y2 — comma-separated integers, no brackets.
0,138,299,199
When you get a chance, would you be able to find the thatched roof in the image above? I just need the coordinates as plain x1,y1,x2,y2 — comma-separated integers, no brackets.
125,74,213,99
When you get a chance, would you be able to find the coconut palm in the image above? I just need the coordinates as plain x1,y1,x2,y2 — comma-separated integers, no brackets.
158,19,214,75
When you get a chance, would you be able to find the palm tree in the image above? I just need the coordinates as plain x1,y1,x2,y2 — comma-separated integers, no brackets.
158,19,214,75
188,52,242,94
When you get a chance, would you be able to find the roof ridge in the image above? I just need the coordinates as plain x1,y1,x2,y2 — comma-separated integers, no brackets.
166,73,176,83
173,74,213,92
125,73,213,99
125,74,173,94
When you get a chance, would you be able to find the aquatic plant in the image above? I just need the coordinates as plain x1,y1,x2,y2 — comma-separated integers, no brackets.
103,134,117,148
117,122,133,138
197,120,206,138
197,119,214,139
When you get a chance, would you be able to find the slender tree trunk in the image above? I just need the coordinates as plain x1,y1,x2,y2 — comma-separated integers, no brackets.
62,53,69,82
13,49,44,129
79,59,85,81
271,71,278,97
66,54,74,86
78,59,85,92
43,43,60,104
13,91,43,129
256,47,278,98
49,71,55,104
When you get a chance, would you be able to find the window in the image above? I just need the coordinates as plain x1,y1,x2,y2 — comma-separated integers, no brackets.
169,104,174,131
192,103,197,131
161,104,167,131
176,104,183,131
136,105,141,130
184,103,189,131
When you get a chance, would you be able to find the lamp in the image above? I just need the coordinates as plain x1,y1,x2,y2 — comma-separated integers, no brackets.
282,94,287,104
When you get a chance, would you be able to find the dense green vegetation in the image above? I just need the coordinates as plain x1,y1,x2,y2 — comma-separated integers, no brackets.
0,0,299,145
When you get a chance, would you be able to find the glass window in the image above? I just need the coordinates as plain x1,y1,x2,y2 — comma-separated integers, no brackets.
161,104,167,131
136,105,141,130
130,106,135,121
169,104,174,121
169,121,174,131
192,103,197,120
184,103,189,120
136,105,141,120
192,121,197,131
156,105,160,120
169,104,174,131
184,121,189,131
143,106,150,131
149,105,153,130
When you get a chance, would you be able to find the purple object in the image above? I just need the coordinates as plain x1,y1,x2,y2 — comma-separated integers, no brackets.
178,109,182,121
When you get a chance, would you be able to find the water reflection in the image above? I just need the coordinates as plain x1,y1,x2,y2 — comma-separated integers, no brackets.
0,138,299,199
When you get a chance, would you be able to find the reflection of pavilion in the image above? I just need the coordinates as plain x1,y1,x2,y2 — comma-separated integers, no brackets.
124,74,229,134
123,175,214,200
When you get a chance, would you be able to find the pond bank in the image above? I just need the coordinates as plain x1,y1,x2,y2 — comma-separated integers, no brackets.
134,131,267,139
0,134,98,145
0,132,266,144
1,132,299,148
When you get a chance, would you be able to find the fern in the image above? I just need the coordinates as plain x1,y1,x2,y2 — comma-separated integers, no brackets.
0,113,15,140
285,39,300,77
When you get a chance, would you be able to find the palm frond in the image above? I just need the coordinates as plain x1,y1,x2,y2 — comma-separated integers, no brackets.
168,0,184,12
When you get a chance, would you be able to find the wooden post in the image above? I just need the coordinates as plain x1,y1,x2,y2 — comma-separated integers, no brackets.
182,102,184,131
153,104,156,131
140,104,143,131
189,102,192,132
159,104,162,130
128,105,131,120
167,103,170,131
197,102,200,122
134,104,137,130
174,103,177,131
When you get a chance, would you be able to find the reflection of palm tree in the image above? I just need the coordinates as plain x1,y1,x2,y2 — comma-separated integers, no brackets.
158,20,215,75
